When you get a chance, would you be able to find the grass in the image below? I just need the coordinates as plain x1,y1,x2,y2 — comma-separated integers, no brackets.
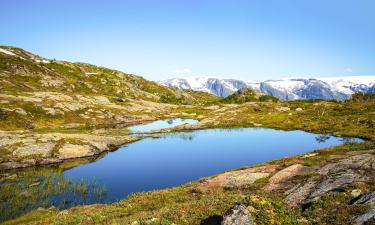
1,46,375,224
0,168,107,222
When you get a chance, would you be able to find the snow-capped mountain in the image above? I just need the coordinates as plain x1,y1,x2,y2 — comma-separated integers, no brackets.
158,76,375,101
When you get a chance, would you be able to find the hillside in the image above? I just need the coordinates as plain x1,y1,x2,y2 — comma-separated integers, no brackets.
4,93,375,225
1,46,375,225
0,46,219,169
159,76,375,100
220,88,279,104
0,46,218,131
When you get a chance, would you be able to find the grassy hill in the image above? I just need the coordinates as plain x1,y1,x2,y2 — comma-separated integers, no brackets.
0,46,219,131
220,88,279,104
0,46,218,104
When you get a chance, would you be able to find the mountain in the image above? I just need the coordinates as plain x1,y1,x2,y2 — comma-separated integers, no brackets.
159,76,375,100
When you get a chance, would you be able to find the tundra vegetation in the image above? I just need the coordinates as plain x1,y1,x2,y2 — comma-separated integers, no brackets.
0,46,374,224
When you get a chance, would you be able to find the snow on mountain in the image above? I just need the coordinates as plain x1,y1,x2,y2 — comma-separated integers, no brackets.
158,76,375,101
320,76,375,95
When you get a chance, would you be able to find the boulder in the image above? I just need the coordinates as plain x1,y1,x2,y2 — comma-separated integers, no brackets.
284,179,318,207
222,205,254,225
351,191,375,225
265,164,311,190
309,171,367,199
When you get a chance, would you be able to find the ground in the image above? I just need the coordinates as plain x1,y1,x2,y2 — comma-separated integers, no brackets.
1,46,375,224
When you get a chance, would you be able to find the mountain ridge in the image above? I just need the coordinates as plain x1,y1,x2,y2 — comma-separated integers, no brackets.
159,76,375,100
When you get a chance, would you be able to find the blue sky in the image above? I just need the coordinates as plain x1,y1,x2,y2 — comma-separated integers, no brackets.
1,0,374,81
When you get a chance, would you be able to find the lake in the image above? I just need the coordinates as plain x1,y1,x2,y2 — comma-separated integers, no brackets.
0,119,362,221
65,121,360,203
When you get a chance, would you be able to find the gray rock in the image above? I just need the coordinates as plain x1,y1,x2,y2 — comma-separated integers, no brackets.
222,205,254,225
352,206,375,225
351,193,375,224
351,191,375,206
285,179,318,207
309,171,367,199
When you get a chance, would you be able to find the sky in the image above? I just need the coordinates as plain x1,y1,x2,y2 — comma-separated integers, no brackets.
1,0,374,81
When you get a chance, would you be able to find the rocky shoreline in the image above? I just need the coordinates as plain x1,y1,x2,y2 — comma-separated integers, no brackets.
0,130,140,170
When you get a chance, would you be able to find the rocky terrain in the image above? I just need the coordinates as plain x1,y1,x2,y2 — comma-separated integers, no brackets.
0,46,217,169
1,46,375,224
5,142,375,225
159,76,375,100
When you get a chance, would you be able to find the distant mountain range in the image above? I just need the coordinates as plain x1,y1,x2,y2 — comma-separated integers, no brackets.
158,76,375,101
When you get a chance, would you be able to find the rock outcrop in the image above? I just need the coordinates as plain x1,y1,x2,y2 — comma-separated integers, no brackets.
222,205,254,225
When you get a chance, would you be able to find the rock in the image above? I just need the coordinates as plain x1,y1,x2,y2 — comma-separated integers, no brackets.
265,164,311,190
199,166,274,189
351,189,362,198
54,102,85,112
351,191,375,225
222,205,254,225
284,179,318,207
295,107,303,111
204,105,220,110
301,153,318,159
223,172,269,188
318,154,375,175
60,123,84,129
113,97,126,102
14,108,27,116
19,191,31,197
329,155,346,160
42,107,64,115
0,161,27,169
40,79,64,87
275,106,290,112
13,143,55,157
351,191,375,206
309,171,367,199
93,96,110,104
58,144,94,159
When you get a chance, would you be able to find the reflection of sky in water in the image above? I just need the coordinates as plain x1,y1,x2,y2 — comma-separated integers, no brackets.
129,118,198,133
65,127,363,203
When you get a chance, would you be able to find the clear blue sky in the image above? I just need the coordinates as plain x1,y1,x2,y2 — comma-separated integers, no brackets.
1,0,374,81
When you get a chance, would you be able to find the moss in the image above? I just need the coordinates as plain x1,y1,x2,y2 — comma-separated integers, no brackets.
302,192,369,225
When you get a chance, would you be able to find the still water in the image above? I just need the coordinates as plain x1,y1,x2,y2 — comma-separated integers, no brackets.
65,122,361,202
0,119,362,221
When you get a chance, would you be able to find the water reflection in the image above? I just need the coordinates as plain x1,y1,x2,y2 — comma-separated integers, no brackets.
315,135,331,143
2,127,364,222
0,168,106,222
129,118,198,133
